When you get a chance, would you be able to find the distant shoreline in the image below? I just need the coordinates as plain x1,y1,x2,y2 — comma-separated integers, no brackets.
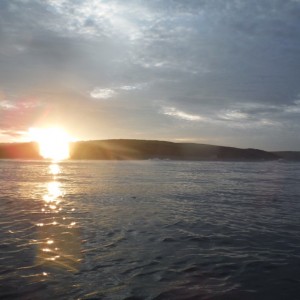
1,139,300,161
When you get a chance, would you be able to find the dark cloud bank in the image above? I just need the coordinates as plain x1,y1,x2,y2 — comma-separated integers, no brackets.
1,0,300,150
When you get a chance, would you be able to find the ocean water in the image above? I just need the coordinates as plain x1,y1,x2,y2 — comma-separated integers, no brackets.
1,160,300,300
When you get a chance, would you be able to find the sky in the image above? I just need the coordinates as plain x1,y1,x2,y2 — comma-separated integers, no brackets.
0,0,300,150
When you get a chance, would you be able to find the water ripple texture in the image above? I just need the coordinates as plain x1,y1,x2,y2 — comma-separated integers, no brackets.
1,160,300,299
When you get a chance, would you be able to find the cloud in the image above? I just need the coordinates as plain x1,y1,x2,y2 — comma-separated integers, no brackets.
1,0,300,149
218,110,249,121
90,88,116,99
45,0,151,40
0,100,16,110
284,97,300,113
0,98,43,136
120,85,138,91
0,129,27,139
162,107,206,121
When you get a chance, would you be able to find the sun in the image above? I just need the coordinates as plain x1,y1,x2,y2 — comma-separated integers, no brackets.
28,127,71,161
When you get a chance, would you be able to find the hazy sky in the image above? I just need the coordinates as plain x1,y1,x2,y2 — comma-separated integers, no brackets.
1,0,300,150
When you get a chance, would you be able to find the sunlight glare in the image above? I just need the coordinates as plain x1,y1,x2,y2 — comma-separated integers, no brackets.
29,127,71,160
49,163,61,175
43,181,63,203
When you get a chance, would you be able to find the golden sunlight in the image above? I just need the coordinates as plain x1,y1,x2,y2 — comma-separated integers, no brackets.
28,127,71,160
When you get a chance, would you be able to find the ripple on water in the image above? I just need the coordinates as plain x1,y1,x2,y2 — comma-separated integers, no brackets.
1,161,300,299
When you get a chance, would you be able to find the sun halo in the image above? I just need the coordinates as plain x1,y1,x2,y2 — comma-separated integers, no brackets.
28,127,71,161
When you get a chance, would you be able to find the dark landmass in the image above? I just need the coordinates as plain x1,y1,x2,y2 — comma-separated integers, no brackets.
0,139,292,161
1,139,299,161
272,151,300,161
69,140,280,161
0,142,42,159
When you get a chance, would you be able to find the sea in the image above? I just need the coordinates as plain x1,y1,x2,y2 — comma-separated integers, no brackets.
1,160,300,300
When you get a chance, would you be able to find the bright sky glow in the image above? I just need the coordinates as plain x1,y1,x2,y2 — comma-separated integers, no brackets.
1,0,300,150
28,127,71,160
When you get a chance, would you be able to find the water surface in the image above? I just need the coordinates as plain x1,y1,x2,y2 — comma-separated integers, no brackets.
1,160,300,299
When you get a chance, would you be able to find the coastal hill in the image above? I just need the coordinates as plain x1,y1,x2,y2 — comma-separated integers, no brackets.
272,151,300,161
0,139,290,161
0,142,42,159
70,139,280,161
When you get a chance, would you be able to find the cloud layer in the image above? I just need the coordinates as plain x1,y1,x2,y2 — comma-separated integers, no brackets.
0,0,300,150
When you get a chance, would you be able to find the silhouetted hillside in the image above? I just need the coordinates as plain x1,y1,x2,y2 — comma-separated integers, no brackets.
272,151,300,161
0,139,286,161
0,142,41,159
69,139,279,161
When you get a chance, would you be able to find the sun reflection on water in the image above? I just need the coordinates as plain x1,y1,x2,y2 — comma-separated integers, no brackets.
36,162,81,273
49,163,61,175
43,181,63,205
